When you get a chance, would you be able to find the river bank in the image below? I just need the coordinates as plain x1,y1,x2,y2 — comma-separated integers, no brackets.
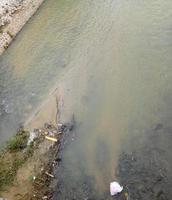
0,0,45,55
0,92,74,200
0,0,172,199
0,124,63,200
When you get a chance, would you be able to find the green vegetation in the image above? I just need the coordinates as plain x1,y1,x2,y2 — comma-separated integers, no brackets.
0,154,24,190
0,123,60,198
0,129,35,191
7,129,28,151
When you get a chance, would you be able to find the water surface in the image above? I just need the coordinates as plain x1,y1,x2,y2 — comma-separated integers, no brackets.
0,0,172,199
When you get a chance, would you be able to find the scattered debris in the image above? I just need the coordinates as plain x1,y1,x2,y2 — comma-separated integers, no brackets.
45,136,58,142
110,181,123,196
45,172,54,178
124,192,129,200
42,196,48,199
57,123,63,128
27,131,37,145
0,110,77,199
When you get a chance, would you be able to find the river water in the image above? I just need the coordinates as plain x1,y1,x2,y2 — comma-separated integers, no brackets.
1,0,172,199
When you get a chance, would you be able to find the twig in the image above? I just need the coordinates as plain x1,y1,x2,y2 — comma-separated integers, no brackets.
55,96,59,126
45,171,54,178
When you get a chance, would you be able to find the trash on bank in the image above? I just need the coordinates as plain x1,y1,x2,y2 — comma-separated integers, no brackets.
124,192,129,200
45,136,58,142
57,123,63,128
110,181,123,196
28,175,36,182
45,171,54,178
27,131,37,145
42,196,48,199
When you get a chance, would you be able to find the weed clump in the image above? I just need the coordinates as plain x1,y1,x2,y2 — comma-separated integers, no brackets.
7,129,28,151
0,129,33,191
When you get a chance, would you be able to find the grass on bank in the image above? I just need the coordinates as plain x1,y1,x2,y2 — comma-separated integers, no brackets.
0,128,35,192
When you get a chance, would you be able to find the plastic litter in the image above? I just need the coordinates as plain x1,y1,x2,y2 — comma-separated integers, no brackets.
27,131,37,145
45,171,54,178
110,181,123,196
42,196,48,199
45,136,58,142
57,123,63,127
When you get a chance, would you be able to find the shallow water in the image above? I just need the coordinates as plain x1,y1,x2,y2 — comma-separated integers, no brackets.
0,0,84,143
0,0,172,199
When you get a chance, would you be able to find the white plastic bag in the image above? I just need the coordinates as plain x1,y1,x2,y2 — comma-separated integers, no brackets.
27,131,36,145
110,181,123,196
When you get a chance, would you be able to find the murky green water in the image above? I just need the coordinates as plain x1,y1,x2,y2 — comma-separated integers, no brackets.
0,0,172,199
0,0,85,143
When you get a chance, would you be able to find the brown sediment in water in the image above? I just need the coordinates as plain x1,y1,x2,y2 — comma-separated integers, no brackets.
0,0,45,55
25,87,64,131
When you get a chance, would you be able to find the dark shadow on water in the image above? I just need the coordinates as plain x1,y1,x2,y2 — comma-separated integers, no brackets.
117,124,172,200
52,120,172,200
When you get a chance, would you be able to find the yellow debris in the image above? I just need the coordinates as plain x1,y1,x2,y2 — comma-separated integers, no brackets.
45,136,58,142
124,192,129,199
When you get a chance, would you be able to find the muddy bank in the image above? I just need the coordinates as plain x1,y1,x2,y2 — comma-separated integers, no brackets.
0,0,45,55
117,124,172,200
0,123,58,199
0,121,73,200
0,88,76,199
